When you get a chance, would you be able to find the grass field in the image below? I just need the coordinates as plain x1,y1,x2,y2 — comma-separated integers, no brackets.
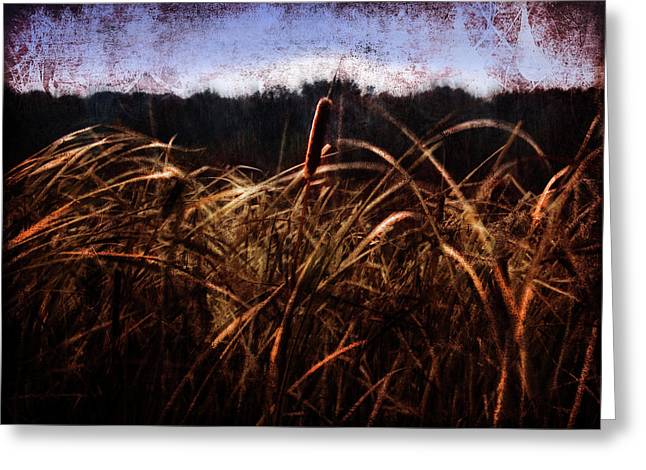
2,97,603,427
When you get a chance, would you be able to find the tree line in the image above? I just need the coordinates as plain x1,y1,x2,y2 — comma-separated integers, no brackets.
3,81,602,182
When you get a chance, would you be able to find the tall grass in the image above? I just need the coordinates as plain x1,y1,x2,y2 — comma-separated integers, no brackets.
2,94,602,427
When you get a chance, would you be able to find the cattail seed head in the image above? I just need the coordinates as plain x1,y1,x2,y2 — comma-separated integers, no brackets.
304,97,332,180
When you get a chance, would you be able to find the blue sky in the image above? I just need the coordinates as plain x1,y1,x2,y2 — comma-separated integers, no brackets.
4,2,604,97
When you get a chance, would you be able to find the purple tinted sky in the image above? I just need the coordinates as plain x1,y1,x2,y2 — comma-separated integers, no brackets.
4,2,604,97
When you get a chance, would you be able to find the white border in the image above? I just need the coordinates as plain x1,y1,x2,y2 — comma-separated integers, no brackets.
601,52,615,419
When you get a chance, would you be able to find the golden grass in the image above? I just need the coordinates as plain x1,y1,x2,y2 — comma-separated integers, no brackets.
2,101,603,427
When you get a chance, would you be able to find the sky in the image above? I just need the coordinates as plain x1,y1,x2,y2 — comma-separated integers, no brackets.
4,2,605,98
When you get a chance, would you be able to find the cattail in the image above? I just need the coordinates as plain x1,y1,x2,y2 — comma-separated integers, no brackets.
296,97,333,262
303,97,333,180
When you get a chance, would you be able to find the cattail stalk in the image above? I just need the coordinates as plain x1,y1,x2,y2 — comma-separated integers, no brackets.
295,97,333,267
304,97,332,180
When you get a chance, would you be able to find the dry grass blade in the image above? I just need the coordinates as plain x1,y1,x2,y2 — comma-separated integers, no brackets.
427,118,546,161
532,165,570,227
567,323,599,428
58,250,247,308
340,366,406,424
8,204,74,249
493,338,511,427
211,283,284,349
339,211,422,272
287,340,367,396
367,354,401,426
441,243,502,355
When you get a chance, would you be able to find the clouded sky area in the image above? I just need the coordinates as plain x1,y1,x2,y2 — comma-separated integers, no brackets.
4,2,604,98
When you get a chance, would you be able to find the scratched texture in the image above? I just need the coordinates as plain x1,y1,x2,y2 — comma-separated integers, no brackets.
4,2,604,97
